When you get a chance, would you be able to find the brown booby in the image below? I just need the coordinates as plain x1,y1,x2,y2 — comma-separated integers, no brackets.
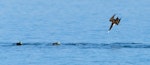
109,14,121,31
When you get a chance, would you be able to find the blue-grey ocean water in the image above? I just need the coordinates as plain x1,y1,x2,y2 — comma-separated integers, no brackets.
0,0,150,65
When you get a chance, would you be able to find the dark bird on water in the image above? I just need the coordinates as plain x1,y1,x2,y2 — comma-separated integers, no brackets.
109,14,121,31
16,41,22,46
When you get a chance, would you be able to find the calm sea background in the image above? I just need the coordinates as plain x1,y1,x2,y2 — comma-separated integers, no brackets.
0,0,150,65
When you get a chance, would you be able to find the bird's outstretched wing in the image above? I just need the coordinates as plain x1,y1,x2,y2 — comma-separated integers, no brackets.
109,23,114,31
109,14,115,22
115,17,121,25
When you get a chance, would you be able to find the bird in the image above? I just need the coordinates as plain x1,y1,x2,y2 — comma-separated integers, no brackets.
16,41,22,46
52,42,61,45
108,14,121,31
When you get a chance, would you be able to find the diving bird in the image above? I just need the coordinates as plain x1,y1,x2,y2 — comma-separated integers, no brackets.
108,14,121,31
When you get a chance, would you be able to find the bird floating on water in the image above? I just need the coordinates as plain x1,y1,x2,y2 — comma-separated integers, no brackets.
109,14,121,31
52,42,61,46
16,41,22,46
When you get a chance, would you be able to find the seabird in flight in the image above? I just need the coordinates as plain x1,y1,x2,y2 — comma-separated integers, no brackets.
109,14,121,31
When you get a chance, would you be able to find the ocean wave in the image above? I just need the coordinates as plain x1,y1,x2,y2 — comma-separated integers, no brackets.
0,42,150,49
